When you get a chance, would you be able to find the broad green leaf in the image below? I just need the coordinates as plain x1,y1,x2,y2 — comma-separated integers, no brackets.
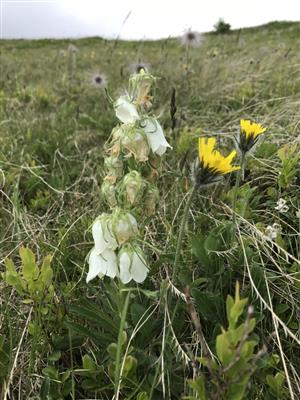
228,297,248,329
42,366,59,380
216,332,233,366
188,376,207,400
40,254,53,286
4,258,26,294
226,375,249,400
20,247,39,281
82,354,97,371
48,350,61,362
137,393,149,400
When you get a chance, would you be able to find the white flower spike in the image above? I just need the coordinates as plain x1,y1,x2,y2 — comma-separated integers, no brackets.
141,118,172,156
119,245,148,284
87,248,118,283
114,95,140,124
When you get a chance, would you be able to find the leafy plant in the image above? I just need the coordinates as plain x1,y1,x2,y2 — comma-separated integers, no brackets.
185,283,265,400
214,19,231,34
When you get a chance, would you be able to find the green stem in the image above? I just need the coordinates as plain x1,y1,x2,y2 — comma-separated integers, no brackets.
149,187,196,399
114,289,131,400
232,154,245,226
172,185,197,281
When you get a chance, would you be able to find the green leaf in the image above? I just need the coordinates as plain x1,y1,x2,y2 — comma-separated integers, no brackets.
190,234,211,267
64,319,113,346
188,376,207,400
191,289,223,322
48,350,61,362
40,377,50,400
216,331,233,366
266,372,286,397
42,366,59,380
82,354,97,371
3,258,26,294
226,375,249,400
61,370,71,383
40,254,53,286
69,299,119,337
137,393,149,400
62,378,73,396
228,297,248,329
20,247,39,281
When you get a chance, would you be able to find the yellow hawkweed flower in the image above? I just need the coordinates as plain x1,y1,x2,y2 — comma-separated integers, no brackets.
193,137,240,185
239,119,266,153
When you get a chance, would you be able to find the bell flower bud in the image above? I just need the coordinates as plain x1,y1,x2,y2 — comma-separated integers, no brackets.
122,170,146,206
101,180,117,208
121,127,150,162
129,69,156,109
144,185,159,216
112,209,138,245
104,156,123,183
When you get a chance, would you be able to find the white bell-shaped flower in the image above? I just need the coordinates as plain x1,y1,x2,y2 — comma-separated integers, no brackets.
141,118,172,156
119,245,148,284
114,95,140,124
86,248,118,282
92,214,118,254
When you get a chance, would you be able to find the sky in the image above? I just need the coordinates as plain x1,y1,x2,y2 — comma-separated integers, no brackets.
0,0,299,40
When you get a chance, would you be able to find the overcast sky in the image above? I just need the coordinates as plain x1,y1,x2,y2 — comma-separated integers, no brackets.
0,0,299,40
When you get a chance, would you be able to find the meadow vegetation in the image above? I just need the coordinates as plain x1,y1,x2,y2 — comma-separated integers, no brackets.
0,21,300,399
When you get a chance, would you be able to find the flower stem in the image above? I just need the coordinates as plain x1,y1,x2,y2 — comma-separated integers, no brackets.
172,185,196,281
232,154,245,225
114,289,131,400
149,186,196,398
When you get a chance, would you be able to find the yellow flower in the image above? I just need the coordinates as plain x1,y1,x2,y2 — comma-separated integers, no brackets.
239,119,266,153
194,137,240,185
199,137,240,174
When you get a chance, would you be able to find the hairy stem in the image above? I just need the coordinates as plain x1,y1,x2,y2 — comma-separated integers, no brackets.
232,154,245,225
172,185,196,281
114,289,131,400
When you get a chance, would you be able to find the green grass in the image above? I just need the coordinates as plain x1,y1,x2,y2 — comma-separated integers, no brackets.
0,21,300,399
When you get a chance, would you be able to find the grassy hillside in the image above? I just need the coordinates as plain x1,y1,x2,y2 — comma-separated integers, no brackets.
0,21,300,399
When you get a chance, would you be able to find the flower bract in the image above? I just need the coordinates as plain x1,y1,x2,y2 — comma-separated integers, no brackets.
238,119,266,153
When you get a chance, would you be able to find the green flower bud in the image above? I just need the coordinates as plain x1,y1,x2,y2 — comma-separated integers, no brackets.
121,127,150,162
104,156,123,183
144,185,159,216
129,69,156,109
122,170,146,206
101,180,117,208
112,208,138,245
108,126,123,157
